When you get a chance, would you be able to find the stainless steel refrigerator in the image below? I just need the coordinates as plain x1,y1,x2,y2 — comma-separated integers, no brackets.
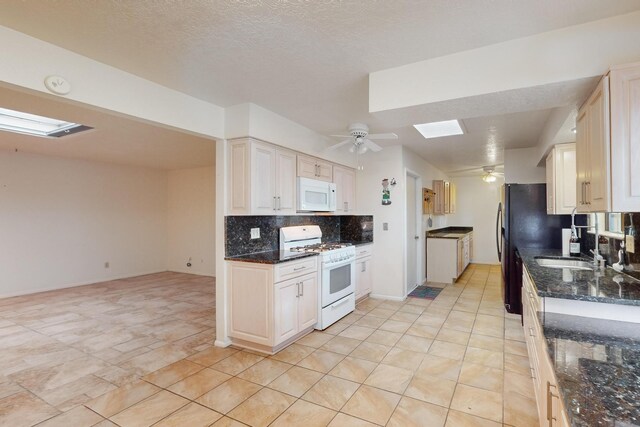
496,183,580,314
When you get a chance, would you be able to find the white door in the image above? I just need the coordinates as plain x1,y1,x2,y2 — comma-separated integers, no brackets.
406,174,419,295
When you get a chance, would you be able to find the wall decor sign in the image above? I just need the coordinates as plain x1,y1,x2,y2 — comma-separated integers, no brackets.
382,178,391,205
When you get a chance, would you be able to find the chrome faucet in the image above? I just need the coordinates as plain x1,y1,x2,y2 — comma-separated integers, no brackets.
571,207,604,269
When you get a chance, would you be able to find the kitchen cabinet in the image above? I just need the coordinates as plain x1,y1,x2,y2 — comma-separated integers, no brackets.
297,155,333,182
546,143,577,215
432,180,456,215
227,256,318,354
576,62,640,212
426,232,472,283
334,165,356,213
522,267,570,427
354,244,373,300
228,138,297,215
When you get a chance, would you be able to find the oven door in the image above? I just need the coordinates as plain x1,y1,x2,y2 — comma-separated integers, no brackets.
321,258,355,308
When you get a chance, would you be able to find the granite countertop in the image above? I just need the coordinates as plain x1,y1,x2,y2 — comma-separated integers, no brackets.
225,251,318,264
519,248,640,307
426,226,473,239
225,240,372,264
542,312,640,426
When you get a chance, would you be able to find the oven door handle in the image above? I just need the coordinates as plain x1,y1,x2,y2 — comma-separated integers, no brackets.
323,257,354,269
330,297,351,309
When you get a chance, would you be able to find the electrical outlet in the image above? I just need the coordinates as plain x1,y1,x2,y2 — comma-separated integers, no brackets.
104,262,110,268
250,228,260,239
627,235,635,253
383,222,389,231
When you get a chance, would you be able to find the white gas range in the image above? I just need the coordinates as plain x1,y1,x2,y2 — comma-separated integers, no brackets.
280,225,356,330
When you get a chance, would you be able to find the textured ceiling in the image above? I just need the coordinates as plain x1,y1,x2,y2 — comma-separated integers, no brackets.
0,85,215,170
1,0,639,171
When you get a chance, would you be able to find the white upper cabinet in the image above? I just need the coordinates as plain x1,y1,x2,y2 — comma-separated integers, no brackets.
610,63,640,212
546,143,576,215
576,62,640,213
297,155,333,182
228,138,297,215
333,165,356,214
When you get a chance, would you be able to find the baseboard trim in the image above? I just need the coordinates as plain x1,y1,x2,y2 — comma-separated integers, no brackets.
0,269,192,299
214,339,232,348
369,293,406,302
167,269,215,278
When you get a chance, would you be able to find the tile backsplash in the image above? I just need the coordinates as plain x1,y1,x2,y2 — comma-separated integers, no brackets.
225,215,373,257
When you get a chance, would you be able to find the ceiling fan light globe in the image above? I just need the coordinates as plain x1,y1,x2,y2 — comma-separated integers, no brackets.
357,145,368,154
482,174,497,183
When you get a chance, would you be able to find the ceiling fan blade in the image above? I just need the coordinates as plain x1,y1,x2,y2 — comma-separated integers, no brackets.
327,139,353,150
367,132,398,140
363,139,383,152
330,134,352,138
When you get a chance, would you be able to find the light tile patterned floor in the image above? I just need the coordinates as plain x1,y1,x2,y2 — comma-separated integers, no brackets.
0,265,539,426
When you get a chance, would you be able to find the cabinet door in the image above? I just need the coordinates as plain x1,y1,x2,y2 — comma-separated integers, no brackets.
297,155,319,180
316,161,333,182
298,274,318,331
276,149,297,214
444,181,451,214
556,144,577,214
449,183,456,214
355,257,372,299
228,141,251,215
575,108,589,212
456,239,464,276
334,166,356,213
546,149,555,214
586,76,611,212
610,65,640,212
274,277,300,344
432,180,445,215
251,142,277,214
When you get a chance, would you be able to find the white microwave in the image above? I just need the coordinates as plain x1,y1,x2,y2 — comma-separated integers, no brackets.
297,177,336,212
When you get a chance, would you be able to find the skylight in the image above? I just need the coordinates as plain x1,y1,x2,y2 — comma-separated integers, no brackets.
413,119,464,139
0,107,91,138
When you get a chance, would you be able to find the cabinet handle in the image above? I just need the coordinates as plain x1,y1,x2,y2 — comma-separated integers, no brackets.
547,381,559,426
293,266,305,271
581,182,586,205
586,181,591,205
361,262,366,273
300,282,304,296
277,196,281,210
296,282,300,298
315,164,320,177
529,327,535,337
273,196,277,211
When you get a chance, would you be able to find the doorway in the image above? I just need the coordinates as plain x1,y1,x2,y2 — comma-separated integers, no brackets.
405,170,422,296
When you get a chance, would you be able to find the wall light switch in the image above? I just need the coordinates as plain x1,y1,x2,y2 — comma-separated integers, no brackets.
250,228,260,239
627,235,635,253
383,223,389,231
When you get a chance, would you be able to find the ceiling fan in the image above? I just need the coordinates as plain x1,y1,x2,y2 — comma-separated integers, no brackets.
328,123,398,154
481,166,504,182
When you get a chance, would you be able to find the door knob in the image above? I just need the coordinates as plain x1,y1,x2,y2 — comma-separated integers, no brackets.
414,236,419,240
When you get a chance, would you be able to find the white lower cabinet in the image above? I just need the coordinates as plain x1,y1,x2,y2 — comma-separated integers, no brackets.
355,244,373,300
426,233,472,283
522,267,570,427
228,257,318,354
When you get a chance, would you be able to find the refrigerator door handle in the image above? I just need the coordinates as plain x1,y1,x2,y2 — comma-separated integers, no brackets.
496,202,502,261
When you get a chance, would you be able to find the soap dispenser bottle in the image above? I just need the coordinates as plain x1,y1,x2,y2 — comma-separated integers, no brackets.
569,226,581,257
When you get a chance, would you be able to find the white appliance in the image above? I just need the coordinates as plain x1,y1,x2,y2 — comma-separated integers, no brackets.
280,225,356,330
297,177,337,212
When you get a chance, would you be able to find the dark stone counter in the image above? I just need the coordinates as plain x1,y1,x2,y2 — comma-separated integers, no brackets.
426,226,473,239
542,312,640,426
225,251,318,264
519,248,640,307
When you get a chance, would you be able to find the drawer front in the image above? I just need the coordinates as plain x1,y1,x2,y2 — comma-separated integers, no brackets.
274,257,318,283
522,268,541,313
356,244,373,259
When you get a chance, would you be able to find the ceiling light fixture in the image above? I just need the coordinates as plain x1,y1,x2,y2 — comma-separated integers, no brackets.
413,119,464,139
0,107,92,138
482,166,498,183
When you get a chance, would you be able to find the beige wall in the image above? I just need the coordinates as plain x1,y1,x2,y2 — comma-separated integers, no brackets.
0,150,168,297
167,167,216,276
449,176,504,264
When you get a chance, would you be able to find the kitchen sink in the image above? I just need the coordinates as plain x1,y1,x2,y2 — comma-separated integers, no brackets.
535,257,594,271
